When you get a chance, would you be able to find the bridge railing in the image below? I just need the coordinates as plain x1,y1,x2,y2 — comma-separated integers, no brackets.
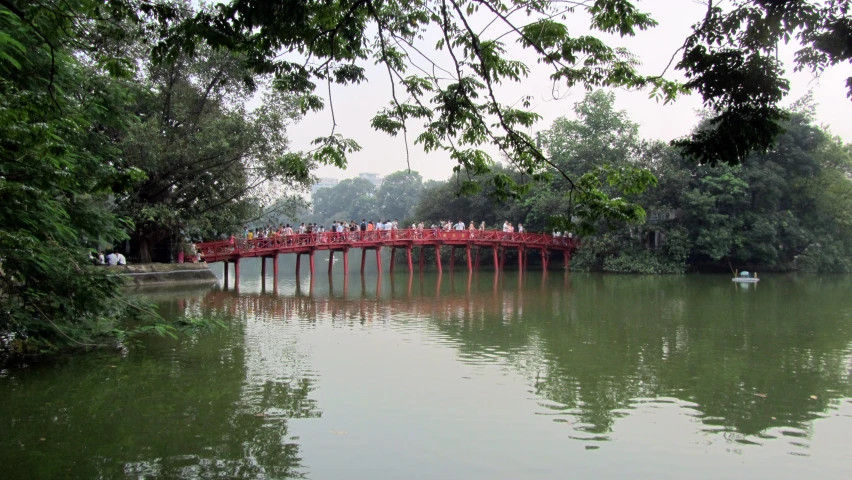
195,229,578,259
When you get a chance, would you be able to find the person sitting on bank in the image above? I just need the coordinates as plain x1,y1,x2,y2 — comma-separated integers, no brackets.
106,250,127,266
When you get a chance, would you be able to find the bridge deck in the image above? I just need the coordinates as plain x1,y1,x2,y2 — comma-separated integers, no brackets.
196,229,576,263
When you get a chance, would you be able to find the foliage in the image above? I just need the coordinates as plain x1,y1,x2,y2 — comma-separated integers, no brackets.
309,177,379,227
115,33,309,261
374,171,425,221
0,0,153,354
673,0,852,165
411,91,852,273
306,170,427,227
138,0,850,226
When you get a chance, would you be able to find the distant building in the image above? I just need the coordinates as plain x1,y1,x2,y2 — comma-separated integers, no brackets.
359,172,383,188
311,177,338,196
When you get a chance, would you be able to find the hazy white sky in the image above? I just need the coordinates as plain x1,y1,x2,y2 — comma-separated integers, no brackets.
285,0,852,182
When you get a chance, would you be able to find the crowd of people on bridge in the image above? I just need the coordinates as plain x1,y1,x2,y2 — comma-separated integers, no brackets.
232,220,573,248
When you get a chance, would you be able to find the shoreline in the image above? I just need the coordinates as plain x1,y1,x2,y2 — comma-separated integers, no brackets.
115,262,218,287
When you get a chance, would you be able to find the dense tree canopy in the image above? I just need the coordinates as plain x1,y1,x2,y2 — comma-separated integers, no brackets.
306,170,426,227
413,91,852,273
149,0,851,229
116,41,308,262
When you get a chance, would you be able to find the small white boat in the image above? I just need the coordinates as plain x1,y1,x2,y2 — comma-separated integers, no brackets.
732,271,759,283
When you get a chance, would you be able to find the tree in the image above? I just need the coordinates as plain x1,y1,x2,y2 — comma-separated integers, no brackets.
374,171,424,221
0,0,148,353
310,177,378,227
573,106,852,273
143,0,850,228
533,90,650,233
111,14,308,262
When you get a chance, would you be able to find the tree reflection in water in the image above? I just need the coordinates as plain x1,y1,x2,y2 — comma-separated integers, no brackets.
204,272,852,444
3,273,850,479
0,286,320,479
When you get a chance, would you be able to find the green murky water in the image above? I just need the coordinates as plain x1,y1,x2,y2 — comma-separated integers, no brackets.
3,258,852,479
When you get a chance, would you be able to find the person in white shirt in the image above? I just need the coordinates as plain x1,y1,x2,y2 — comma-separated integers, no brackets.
116,252,127,265
106,251,118,266
518,224,524,233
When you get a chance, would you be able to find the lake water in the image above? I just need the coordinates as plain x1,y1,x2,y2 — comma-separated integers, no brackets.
2,257,852,479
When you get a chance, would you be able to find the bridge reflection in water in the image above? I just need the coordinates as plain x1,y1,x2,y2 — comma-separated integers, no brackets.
196,269,551,328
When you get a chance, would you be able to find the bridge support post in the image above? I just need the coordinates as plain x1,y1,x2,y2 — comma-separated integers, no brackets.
343,249,349,275
309,250,315,277
419,247,425,272
474,247,480,270
234,258,240,290
563,250,569,269
389,247,395,273
375,247,382,273
449,247,455,271
328,251,335,274
296,254,301,276
435,246,442,273
261,256,266,278
223,260,229,288
406,247,413,272
541,249,549,271
492,247,499,272
361,248,367,274
466,245,472,272
500,248,506,270
272,255,279,294
518,248,524,271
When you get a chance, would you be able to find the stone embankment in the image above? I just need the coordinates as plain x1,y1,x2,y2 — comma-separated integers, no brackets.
116,262,218,286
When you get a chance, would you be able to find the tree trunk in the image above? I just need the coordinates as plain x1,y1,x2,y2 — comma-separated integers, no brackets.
137,234,152,264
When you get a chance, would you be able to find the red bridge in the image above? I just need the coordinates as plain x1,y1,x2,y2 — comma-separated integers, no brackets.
196,229,577,286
